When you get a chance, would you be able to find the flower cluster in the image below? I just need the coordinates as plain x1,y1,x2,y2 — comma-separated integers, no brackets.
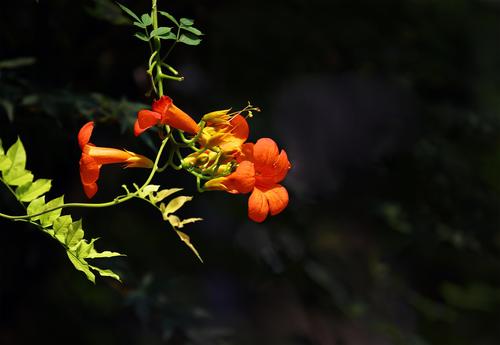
78,95,291,222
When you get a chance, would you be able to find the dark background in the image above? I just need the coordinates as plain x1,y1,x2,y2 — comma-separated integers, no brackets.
2,0,500,344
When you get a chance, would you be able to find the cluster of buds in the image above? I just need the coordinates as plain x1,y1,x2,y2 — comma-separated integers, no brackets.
78,95,291,222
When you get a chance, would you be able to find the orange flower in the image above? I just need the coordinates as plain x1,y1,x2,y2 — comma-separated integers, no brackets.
79,121,153,198
205,138,291,222
199,114,249,155
134,95,200,136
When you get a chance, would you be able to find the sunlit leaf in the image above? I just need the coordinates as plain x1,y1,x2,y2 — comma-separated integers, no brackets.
27,196,45,221
40,195,64,227
175,230,203,262
16,179,52,202
152,187,183,203
67,252,96,284
162,195,193,217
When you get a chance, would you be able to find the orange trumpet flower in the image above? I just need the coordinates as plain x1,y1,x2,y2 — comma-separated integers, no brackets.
79,121,153,198
205,138,291,222
134,96,200,136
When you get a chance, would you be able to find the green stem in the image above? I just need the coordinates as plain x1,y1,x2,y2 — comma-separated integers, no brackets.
0,136,170,221
151,0,164,97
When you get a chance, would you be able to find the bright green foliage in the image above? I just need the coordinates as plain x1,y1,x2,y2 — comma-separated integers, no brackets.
117,2,203,46
0,138,123,284
136,184,203,261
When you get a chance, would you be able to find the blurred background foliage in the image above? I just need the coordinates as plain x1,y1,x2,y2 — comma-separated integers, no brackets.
2,0,500,344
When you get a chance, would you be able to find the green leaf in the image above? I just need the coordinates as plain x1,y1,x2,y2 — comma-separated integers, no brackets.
0,138,4,156
67,252,96,284
40,195,64,227
134,32,150,42
0,156,11,172
158,32,177,40
179,18,194,27
178,33,202,46
66,219,84,247
16,179,52,202
116,2,141,22
175,230,203,262
3,168,33,186
133,21,147,29
27,196,45,221
5,138,25,170
149,26,172,39
152,188,183,204
159,11,179,26
182,26,203,36
161,195,193,218
141,13,152,26
89,265,122,282
87,249,123,259
0,99,14,122
51,215,73,239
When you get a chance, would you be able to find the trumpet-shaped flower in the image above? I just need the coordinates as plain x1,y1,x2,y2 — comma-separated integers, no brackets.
205,138,291,222
79,121,153,198
134,95,200,136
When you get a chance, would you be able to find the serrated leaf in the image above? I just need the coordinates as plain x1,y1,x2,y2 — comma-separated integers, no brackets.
117,2,141,22
3,138,33,185
153,188,183,204
162,195,192,217
175,230,203,262
3,168,33,186
150,26,172,39
66,219,84,247
182,26,203,36
0,156,11,172
178,33,202,46
89,265,122,282
67,252,95,283
87,249,123,259
141,13,152,26
134,32,150,42
40,195,64,227
159,10,179,26
27,196,45,221
16,179,52,202
179,18,194,27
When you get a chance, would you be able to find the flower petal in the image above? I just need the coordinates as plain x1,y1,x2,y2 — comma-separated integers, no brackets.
78,121,94,150
204,160,255,194
83,182,98,199
263,184,289,216
134,110,162,136
79,153,100,184
237,142,254,162
79,153,101,199
257,149,291,186
161,103,200,134
152,95,173,114
253,138,279,171
248,187,269,223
